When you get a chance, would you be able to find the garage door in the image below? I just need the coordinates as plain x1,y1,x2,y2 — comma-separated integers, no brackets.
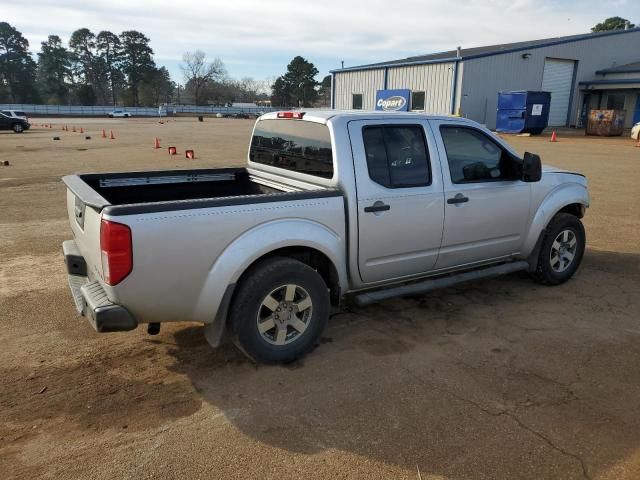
541,58,575,127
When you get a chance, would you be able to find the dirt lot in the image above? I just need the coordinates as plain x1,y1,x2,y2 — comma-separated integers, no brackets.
1,117,639,480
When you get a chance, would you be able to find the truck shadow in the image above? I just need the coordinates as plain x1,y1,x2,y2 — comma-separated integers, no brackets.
166,249,640,478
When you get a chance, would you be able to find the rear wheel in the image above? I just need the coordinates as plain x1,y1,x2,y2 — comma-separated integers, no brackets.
229,257,330,364
531,213,585,285
12,123,23,133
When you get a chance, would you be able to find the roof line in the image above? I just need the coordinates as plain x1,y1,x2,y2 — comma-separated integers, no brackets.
332,27,640,74
579,79,640,85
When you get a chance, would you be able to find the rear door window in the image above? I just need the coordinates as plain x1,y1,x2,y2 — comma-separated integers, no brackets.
250,119,333,179
362,125,431,188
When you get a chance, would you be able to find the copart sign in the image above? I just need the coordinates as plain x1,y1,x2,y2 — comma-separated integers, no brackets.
375,89,410,112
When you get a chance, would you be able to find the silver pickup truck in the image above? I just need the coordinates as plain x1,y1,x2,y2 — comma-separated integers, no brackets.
63,111,589,363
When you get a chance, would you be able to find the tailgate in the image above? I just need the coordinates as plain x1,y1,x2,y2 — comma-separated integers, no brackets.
64,176,109,281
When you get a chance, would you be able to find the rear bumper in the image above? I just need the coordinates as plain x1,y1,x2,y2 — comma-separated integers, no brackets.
63,240,137,332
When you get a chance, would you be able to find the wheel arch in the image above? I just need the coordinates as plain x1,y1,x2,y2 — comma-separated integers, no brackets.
197,219,347,348
522,184,588,263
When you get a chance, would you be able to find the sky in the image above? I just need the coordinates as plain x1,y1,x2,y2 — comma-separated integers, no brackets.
2,0,639,85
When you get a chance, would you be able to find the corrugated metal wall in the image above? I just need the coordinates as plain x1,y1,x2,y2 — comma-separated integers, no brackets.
333,63,455,113
460,30,640,129
334,70,384,110
386,62,455,113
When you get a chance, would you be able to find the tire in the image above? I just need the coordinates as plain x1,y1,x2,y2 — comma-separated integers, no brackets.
229,257,330,364
12,123,23,133
531,213,585,285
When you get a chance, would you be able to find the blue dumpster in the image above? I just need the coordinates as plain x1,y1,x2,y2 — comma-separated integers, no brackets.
496,91,551,134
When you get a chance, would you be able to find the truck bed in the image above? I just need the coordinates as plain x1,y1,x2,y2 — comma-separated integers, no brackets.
64,167,342,217
66,168,281,207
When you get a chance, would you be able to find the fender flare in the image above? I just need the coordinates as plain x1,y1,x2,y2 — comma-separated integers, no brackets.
521,183,589,259
195,219,347,346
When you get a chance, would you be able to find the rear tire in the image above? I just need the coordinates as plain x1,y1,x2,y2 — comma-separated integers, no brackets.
229,257,330,364
12,123,23,133
531,213,585,285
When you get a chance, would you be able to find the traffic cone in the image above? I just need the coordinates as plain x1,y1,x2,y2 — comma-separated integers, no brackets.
185,149,194,159
80,127,84,134
153,137,161,149
168,146,177,155
109,130,115,140
72,126,76,132
550,131,557,142
101,128,106,138
62,126,65,131
49,124,52,129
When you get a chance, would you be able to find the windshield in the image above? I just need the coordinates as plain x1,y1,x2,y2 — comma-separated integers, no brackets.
249,119,333,179
14,111,26,116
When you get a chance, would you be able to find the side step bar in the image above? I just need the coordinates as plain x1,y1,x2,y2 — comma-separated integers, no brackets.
353,261,529,307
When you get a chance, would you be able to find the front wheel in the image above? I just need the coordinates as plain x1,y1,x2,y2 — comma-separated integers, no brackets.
229,257,330,364
531,213,585,285
13,123,23,133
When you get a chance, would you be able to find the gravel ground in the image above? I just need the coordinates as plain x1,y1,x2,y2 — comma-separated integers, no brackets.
1,117,639,480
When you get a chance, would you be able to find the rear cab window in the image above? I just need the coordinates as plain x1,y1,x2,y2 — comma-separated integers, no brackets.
14,111,26,117
250,119,333,179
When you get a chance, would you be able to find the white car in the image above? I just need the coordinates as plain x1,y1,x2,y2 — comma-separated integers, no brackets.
1,110,28,121
632,122,640,141
108,109,132,118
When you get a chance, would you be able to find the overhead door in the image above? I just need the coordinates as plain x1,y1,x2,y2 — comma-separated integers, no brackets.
541,58,575,127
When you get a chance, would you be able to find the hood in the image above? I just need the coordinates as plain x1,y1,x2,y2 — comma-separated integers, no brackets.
542,164,584,177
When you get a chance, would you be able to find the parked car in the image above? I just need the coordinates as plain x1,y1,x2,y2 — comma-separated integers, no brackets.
1,109,28,121
0,112,30,133
631,122,640,141
108,109,132,118
63,111,589,363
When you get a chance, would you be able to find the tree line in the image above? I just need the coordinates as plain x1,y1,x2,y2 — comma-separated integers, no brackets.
1,21,335,108
0,22,175,106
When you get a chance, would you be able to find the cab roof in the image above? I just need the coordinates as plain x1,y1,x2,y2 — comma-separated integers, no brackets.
259,110,468,124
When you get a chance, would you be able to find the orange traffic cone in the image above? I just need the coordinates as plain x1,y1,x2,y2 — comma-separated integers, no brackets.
109,130,115,140
153,137,161,149
80,127,84,134
185,149,194,159
49,124,52,129
168,146,177,155
101,128,106,138
550,131,557,142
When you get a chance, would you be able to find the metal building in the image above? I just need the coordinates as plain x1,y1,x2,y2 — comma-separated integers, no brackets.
331,28,640,129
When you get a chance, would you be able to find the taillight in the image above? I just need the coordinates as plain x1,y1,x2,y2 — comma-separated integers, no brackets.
100,219,132,285
277,111,305,119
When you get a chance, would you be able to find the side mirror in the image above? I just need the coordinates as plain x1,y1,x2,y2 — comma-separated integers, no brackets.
522,152,542,182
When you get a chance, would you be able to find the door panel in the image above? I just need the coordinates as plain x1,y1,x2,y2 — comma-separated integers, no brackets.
348,119,445,284
432,121,531,269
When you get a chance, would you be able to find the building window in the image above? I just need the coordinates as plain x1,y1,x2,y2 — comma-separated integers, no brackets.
352,94,363,110
606,94,626,111
411,91,426,111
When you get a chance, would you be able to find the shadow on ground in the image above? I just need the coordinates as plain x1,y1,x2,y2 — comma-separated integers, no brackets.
159,249,640,479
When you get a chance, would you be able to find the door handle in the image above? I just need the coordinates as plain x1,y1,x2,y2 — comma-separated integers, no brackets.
447,194,469,205
364,201,391,213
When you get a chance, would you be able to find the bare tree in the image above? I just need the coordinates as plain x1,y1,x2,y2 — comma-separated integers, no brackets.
180,50,225,105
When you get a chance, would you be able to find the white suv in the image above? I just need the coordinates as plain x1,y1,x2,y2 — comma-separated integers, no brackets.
108,109,132,118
